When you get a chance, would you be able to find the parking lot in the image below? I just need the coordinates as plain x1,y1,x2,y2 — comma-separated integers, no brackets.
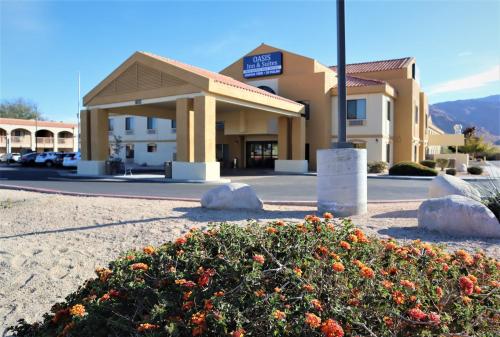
0,162,435,201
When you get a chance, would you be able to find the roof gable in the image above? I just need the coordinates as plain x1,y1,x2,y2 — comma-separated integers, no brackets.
330,57,414,74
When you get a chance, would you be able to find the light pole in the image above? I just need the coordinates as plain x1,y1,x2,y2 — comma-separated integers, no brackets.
316,0,367,217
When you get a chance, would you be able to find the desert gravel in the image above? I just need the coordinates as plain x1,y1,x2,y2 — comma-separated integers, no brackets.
0,189,498,334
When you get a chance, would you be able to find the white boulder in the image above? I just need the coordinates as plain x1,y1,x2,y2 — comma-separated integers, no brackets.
418,195,500,238
428,174,481,200
458,163,468,172
201,183,263,210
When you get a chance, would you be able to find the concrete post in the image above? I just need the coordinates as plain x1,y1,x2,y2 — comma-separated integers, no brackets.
291,117,306,160
277,116,289,160
80,110,90,160
90,109,109,161
317,148,367,216
175,98,194,162
193,95,216,163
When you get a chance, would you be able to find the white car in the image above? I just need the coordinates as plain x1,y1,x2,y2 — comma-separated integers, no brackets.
0,153,7,162
62,152,81,167
35,152,60,167
5,153,21,163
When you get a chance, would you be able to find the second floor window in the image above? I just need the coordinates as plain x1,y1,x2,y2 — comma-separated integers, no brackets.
125,117,134,131
347,99,366,120
387,101,391,121
415,106,419,124
108,118,114,131
147,117,157,130
171,120,176,131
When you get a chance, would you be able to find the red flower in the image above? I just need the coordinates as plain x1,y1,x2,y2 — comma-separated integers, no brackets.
459,276,474,295
323,212,333,219
175,237,187,245
231,328,245,337
332,262,345,272
305,312,322,328
320,319,344,337
408,307,427,321
253,254,265,264
428,312,441,325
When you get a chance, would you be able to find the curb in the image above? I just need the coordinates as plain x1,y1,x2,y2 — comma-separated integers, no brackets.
0,184,424,205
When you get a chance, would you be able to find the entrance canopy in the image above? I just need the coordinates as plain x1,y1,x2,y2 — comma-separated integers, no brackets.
79,52,306,180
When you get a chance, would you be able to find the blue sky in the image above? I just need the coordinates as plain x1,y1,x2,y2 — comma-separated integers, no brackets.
1,0,499,122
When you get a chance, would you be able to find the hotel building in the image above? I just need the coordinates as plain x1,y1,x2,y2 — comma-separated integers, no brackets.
80,44,447,179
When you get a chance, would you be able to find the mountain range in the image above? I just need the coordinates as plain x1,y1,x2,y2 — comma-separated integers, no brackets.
429,95,500,144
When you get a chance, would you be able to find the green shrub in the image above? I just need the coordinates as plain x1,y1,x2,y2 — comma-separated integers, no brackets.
445,168,457,176
389,162,438,176
367,161,388,173
9,217,499,337
436,158,450,171
419,160,436,169
467,166,483,175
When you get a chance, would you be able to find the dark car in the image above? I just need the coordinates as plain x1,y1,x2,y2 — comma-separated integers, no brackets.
19,152,38,166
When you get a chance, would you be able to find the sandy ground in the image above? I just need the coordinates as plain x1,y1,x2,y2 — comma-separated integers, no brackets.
1,190,499,334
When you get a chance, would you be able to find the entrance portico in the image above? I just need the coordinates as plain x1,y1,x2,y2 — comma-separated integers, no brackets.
79,51,306,180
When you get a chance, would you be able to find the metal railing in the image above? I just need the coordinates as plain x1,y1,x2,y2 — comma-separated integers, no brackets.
11,136,32,145
36,137,54,146
0,136,6,145
58,137,73,145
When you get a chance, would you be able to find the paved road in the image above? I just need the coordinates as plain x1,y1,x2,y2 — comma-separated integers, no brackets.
0,164,432,201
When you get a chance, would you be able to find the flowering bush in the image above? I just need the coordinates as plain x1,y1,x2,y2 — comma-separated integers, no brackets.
9,216,499,337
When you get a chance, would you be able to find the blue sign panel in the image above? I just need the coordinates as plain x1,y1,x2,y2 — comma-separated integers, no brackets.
243,52,283,79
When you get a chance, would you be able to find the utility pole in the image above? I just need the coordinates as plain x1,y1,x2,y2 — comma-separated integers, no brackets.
77,72,81,151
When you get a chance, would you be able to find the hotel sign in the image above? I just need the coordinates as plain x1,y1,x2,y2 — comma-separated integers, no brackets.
243,52,283,78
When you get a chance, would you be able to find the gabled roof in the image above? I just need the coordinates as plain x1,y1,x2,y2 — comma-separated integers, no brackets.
330,57,414,74
129,52,302,107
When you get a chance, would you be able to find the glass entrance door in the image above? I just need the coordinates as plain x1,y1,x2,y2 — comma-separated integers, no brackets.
246,141,278,168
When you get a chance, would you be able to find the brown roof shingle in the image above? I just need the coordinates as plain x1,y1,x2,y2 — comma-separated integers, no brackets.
330,57,413,74
0,118,76,129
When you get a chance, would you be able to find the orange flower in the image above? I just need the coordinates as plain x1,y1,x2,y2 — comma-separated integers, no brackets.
69,304,85,317
305,215,321,224
467,274,478,284
143,246,155,255
204,299,214,311
274,287,281,293
462,296,472,305
323,212,333,219
130,263,148,271
455,250,474,265
95,267,113,282
253,254,265,264
99,293,110,303
332,262,345,272
303,284,315,292
442,263,450,272
316,245,329,257
191,312,206,325
392,291,405,305
311,299,323,311
255,289,265,297
175,237,187,245
354,229,369,243
400,279,416,290
231,328,246,337
305,312,322,328
330,252,340,261
353,260,365,268
273,310,286,320
137,323,160,332
360,266,375,279
183,291,193,301
266,227,278,234
408,307,427,321
340,241,351,250
383,316,393,327
381,280,393,289
436,286,443,298
214,291,225,297
459,276,474,295
320,319,344,337
275,220,286,227
347,234,358,243
293,267,303,277
474,286,482,294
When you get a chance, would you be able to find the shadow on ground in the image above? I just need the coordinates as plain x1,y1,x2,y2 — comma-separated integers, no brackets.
372,210,418,219
170,207,311,223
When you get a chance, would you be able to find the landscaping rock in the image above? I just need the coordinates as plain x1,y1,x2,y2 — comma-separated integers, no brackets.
428,174,481,200
418,195,500,238
201,183,263,210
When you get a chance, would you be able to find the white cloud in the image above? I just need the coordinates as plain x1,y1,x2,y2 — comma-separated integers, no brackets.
427,65,500,95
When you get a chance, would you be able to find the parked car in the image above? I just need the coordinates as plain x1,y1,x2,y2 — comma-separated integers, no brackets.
35,152,60,167
62,152,81,168
19,152,38,166
0,153,7,162
6,153,21,163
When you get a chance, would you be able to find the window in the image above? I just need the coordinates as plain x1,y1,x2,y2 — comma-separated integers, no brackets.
171,120,176,132
412,63,416,79
147,117,157,130
258,85,276,94
125,144,134,159
297,100,310,120
414,145,418,161
414,106,419,124
125,117,134,131
108,118,114,131
386,143,391,163
216,121,225,130
352,141,366,149
347,99,366,120
387,101,391,121
147,143,157,153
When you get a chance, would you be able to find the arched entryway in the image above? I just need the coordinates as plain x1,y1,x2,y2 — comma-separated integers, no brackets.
35,129,54,152
57,131,74,152
0,128,7,154
10,128,32,153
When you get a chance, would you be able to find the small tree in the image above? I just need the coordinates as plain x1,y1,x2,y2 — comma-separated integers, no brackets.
436,158,449,171
110,135,123,161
